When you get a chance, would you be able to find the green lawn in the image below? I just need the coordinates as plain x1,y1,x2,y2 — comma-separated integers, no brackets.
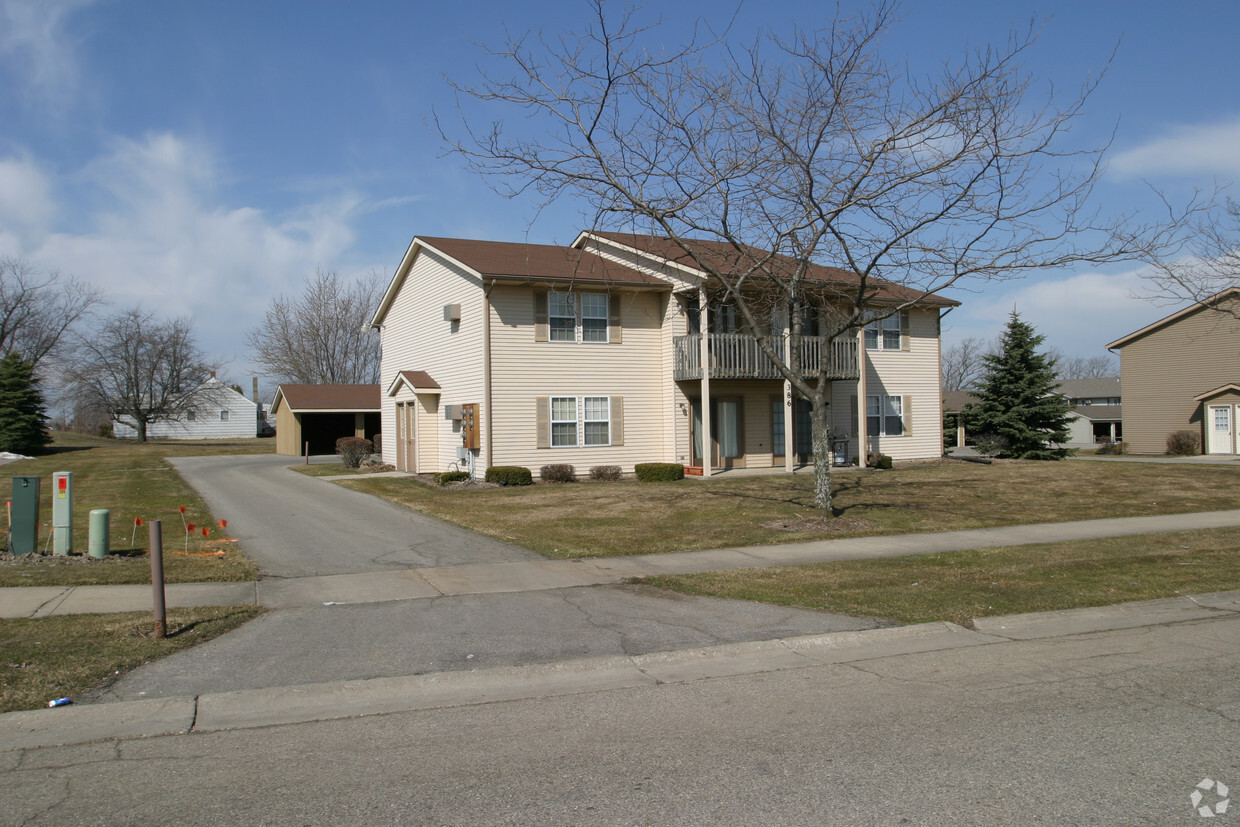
340,459,1240,558
1,433,266,586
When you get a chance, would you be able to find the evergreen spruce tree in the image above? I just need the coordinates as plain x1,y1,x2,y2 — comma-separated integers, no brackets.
964,312,1072,460
0,352,52,455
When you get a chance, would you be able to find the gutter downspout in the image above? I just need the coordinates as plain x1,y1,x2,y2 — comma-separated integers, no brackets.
857,327,868,469
699,287,712,478
484,280,495,472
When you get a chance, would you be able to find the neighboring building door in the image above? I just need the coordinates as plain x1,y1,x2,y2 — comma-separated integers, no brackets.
395,402,416,471
1208,404,1235,454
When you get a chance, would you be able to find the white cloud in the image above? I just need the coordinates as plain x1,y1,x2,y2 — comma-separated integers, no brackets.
1110,117,1240,180
942,268,1182,357
0,154,54,244
8,132,364,372
0,0,95,102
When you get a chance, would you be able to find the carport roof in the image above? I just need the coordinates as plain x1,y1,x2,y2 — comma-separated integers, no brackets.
271,384,381,414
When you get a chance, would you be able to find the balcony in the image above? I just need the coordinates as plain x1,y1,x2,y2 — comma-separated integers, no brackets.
673,333,859,381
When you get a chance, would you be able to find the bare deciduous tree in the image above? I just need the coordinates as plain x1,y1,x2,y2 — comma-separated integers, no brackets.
1054,352,1117,379
247,269,382,385
941,337,992,391
0,257,104,370
443,1,1164,509
64,309,218,442
1140,197,1240,314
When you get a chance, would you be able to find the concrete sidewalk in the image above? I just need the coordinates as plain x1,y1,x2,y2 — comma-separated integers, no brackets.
5,507,1240,617
4,588,1240,752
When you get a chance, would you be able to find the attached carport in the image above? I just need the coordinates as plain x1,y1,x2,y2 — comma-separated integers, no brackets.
270,384,381,456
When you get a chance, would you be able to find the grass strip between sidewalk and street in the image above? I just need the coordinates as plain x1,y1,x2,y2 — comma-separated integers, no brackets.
0,606,264,714
341,459,1240,558
641,525,1240,627
1,433,266,587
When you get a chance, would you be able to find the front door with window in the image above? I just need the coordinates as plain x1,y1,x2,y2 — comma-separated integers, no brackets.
1208,404,1235,454
395,402,416,472
691,397,745,468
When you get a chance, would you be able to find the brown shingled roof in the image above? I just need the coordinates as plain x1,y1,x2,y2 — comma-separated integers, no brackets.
273,384,380,412
588,231,959,307
418,237,665,286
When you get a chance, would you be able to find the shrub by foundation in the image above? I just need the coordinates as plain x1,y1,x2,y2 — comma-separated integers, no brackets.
540,464,577,483
867,453,894,470
589,465,622,481
485,466,533,486
434,470,471,485
336,437,374,468
634,463,684,482
1166,431,1200,456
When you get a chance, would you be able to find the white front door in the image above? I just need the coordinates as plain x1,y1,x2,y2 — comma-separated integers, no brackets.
1208,405,1235,454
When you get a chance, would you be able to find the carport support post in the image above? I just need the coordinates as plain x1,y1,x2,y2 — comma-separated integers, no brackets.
304,441,310,465
149,519,166,639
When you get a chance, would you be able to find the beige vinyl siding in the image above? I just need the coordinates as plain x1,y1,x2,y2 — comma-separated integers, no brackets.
377,248,487,471
834,308,943,462
1116,303,1240,453
488,285,669,473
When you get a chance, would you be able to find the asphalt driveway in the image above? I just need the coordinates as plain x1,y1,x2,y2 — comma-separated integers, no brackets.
167,455,540,578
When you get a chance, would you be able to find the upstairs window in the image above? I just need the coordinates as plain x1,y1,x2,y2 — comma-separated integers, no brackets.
220,410,230,421
864,310,908,351
537,291,616,344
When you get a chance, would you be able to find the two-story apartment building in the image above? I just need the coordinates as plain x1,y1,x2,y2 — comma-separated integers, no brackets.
369,231,958,476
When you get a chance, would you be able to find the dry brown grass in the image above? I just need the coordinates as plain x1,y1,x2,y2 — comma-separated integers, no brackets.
341,459,1240,558
644,526,1240,626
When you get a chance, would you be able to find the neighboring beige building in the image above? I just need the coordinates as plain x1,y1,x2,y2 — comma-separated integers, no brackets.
270,384,380,456
369,231,958,476
1106,290,1240,454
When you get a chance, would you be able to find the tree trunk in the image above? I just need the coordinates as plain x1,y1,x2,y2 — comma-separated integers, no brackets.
810,399,833,511
136,418,148,443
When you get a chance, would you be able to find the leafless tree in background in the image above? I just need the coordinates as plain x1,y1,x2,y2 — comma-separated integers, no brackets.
442,1,1165,509
0,257,104,371
64,309,219,442
1053,352,1118,379
247,269,382,384
941,337,991,391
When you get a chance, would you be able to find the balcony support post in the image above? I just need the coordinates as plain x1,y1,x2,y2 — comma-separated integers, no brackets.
783,322,793,473
857,327,868,468
699,289,712,477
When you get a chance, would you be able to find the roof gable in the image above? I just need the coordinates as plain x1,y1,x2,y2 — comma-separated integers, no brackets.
1106,287,1240,350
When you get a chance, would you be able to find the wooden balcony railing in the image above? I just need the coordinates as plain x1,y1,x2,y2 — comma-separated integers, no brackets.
673,334,859,381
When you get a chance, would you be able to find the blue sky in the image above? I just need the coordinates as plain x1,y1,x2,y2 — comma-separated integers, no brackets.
1,0,1237,385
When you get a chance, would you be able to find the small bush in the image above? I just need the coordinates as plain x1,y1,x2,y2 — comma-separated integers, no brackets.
540,464,577,483
1166,430,1201,456
336,436,374,468
98,423,113,439
972,433,1009,458
485,466,533,486
867,452,893,470
1096,440,1128,456
434,471,471,485
589,465,622,481
634,462,684,482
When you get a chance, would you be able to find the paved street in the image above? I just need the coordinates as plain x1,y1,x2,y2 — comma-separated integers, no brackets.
6,609,1240,824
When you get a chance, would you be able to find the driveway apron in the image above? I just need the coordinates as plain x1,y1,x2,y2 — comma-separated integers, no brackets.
167,455,541,578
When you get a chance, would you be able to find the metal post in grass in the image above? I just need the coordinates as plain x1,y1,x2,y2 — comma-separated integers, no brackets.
149,519,166,640
304,441,310,465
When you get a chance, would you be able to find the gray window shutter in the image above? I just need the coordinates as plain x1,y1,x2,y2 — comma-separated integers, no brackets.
611,396,624,446
534,291,549,343
900,310,911,352
903,395,912,436
608,294,622,344
536,397,550,448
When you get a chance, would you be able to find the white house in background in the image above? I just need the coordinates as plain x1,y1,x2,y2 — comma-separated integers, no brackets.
113,377,259,440
1056,377,1122,447
369,230,958,476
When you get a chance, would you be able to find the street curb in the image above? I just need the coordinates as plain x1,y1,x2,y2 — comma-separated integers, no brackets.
7,590,1240,752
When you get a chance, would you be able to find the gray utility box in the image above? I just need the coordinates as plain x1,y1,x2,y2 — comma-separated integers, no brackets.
9,476,40,556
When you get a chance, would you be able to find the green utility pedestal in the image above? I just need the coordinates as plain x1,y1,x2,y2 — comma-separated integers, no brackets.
9,476,40,556
88,509,110,558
